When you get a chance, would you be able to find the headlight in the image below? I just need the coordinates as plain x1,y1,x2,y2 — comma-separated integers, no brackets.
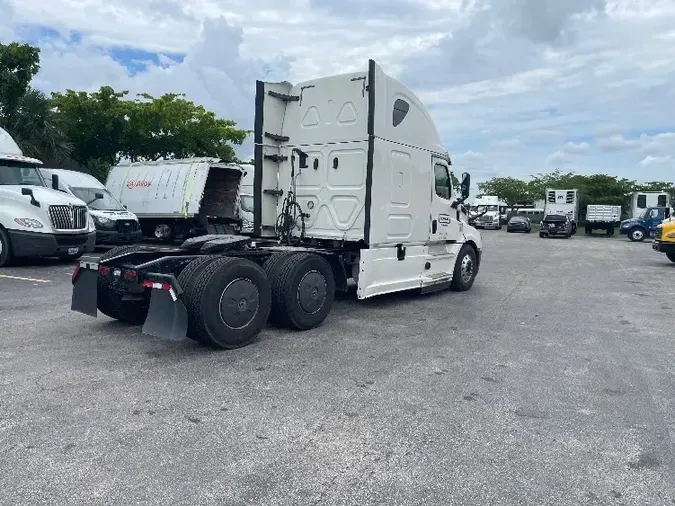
14,218,44,229
94,215,113,225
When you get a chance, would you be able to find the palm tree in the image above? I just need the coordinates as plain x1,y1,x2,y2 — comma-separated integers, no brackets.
2,87,72,162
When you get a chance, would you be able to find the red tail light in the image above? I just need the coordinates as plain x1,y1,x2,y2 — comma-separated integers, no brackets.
142,280,171,291
72,265,80,281
124,270,137,280
98,265,111,276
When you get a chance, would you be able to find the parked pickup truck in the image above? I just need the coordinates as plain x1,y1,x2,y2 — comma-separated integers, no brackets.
652,218,675,263
620,206,672,242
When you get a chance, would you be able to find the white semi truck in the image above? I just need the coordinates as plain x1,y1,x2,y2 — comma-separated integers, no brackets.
470,195,500,230
106,159,247,242
0,128,96,267
544,189,580,234
70,60,483,349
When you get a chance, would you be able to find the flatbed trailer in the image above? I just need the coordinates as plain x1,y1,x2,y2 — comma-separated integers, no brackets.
70,60,483,349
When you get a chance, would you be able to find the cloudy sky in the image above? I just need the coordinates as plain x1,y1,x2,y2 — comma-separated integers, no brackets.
1,0,674,184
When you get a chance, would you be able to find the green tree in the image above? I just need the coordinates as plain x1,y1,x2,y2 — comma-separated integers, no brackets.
4,88,72,162
0,42,40,118
477,177,533,210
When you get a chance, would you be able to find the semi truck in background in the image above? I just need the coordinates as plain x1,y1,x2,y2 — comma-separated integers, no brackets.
40,168,143,246
105,158,247,242
0,128,96,267
470,195,500,229
70,59,483,350
544,189,579,234
238,166,254,233
631,191,670,219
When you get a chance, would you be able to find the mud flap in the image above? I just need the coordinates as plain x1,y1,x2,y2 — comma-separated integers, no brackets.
71,267,99,317
142,289,188,341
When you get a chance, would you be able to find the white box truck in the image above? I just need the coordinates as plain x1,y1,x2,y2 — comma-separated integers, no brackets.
544,189,580,234
0,128,96,267
584,205,621,236
70,59,483,350
631,191,670,219
105,159,246,242
39,168,143,246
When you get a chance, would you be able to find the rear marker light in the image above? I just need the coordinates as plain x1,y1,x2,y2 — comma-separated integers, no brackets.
124,270,137,280
142,280,177,301
72,265,81,281
99,265,111,276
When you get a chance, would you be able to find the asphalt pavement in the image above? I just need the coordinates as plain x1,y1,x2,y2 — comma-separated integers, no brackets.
1,232,674,506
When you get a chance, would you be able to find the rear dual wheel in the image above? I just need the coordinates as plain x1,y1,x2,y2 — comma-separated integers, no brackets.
183,257,272,349
264,252,335,330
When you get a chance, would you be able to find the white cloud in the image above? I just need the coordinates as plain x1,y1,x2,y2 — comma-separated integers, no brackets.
0,0,674,182
639,155,673,168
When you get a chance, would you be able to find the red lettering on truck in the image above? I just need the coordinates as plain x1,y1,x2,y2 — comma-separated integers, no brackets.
127,180,151,189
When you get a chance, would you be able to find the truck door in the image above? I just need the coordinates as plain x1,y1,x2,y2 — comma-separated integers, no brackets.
647,207,664,231
430,159,460,242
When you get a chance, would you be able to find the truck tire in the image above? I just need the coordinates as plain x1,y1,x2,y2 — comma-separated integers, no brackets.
268,252,335,330
0,226,14,267
539,232,545,238
186,257,272,349
628,227,646,242
262,251,296,324
571,223,577,235
176,255,221,343
97,245,149,325
667,252,675,263
450,244,478,292
608,226,615,237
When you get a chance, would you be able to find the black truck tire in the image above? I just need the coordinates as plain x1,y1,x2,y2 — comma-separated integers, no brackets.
450,244,478,292
97,245,149,325
667,252,675,263
177,255,221,343
0,226,14,267
268,252,335,330
186,257,272,349
262,251,297,324
628,227,646,242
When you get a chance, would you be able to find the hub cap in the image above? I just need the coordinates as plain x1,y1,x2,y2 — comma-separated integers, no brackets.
218,278,260,329
297,270,327,314
632,229,644,240
460,254,474,284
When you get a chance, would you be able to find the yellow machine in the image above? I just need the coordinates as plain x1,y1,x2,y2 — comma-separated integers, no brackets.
653,218,675,263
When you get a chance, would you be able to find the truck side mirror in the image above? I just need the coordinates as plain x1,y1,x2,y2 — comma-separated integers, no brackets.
21,187,40,207
460,173,470,199
51,174,59,190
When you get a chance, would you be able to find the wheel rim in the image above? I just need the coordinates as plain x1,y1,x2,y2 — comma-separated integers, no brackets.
460,254,474,284
632,230,644,240
297,270,327,314
218,278,260,329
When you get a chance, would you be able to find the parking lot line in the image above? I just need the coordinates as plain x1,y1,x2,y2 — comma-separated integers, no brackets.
0,274,51,283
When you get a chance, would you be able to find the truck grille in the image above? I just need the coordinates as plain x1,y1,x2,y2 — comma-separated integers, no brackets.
655,228,662,241
49,205,87,230
115,220,140,233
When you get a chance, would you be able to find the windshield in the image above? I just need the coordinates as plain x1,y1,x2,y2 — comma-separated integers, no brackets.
0,161,46,187
509,216,527,222
638,209,648,219
240,195,254,213
70,187,126,211
544,215,566,222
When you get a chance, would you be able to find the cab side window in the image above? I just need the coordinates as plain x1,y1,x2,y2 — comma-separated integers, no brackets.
434,164,451,200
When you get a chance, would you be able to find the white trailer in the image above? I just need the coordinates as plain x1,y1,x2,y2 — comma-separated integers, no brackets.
544,189,580,234
71,59,482,350
106,158,246,241
631,191,670,219
584,205,621,236
39,168,143,246
0,128,96,267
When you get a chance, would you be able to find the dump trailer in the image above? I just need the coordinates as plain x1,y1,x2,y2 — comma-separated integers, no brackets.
584,205,621,236
70,60,483,349
106,159,246,242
